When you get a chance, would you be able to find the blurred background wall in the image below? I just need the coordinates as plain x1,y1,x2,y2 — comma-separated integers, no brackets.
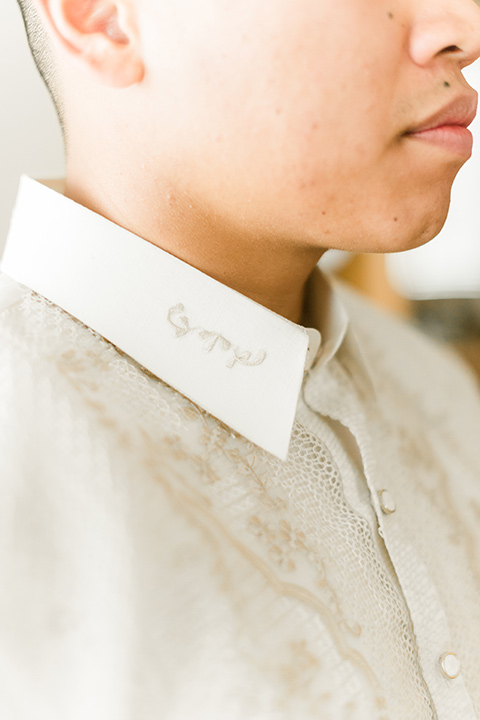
0,1,65,253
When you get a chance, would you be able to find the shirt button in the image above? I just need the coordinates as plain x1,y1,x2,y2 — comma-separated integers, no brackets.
378,489,396,515
439,652,461,679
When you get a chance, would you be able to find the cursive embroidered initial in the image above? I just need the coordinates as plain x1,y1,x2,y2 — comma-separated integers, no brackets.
167,303,267,369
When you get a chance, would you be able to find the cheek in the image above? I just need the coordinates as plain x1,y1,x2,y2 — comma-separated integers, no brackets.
267,129,460,254
271,69,397,199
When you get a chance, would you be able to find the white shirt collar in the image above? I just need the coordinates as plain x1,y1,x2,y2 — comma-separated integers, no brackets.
1,176,348,460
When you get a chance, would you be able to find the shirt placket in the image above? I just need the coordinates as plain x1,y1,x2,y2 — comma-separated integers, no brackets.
302,344,478,720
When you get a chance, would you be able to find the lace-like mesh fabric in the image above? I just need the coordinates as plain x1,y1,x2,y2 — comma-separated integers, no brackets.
1,286,480,719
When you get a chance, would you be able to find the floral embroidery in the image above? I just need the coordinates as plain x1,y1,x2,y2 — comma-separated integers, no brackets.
248,515,312,572
167,303,267,369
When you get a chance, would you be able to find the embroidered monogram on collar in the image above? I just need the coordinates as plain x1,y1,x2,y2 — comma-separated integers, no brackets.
167,303,267,369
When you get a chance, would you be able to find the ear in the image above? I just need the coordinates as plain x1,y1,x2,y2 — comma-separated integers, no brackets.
32,0,144,87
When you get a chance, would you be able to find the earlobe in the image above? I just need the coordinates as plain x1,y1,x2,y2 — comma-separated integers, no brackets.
32,0,144,87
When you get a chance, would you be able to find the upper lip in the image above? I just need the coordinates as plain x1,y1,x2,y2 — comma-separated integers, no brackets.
407,93,478,134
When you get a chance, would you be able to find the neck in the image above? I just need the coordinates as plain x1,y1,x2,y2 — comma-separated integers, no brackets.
64,167,325,325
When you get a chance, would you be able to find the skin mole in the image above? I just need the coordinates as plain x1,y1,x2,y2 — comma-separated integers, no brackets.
387,11,394,19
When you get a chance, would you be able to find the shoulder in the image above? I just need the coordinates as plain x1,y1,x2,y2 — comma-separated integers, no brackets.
0,273,33,351
0,273,30,312
334,278,480,431
0,274,197,469
0,275,121,465
334,277,475,384
0,273,66,367
0,274,34,376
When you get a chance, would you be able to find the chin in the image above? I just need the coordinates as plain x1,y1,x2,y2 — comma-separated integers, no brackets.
360,190,452,254
395,205,451,253
326,213,449,256
304,188,453,255
393,175,458,248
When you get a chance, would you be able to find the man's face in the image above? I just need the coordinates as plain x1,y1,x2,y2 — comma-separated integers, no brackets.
138,0,480,253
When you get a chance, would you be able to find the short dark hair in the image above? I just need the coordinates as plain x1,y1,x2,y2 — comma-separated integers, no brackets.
16,0,64,128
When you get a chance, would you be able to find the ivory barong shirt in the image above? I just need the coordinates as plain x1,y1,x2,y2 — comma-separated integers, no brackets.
1,177,480,719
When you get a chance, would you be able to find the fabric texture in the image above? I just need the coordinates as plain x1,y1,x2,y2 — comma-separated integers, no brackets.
2,270,480,719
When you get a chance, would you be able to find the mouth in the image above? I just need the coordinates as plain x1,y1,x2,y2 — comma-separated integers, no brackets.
404,92,478,157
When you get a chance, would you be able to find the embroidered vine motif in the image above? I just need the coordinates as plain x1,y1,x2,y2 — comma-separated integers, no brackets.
167,303,267,369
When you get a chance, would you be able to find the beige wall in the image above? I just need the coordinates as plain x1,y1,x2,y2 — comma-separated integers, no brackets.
0,2,65,254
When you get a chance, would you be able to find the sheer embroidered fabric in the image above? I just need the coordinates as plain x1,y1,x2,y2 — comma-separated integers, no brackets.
2,280,480,719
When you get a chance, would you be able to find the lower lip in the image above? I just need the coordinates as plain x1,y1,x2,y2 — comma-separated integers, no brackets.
407,125,473,157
